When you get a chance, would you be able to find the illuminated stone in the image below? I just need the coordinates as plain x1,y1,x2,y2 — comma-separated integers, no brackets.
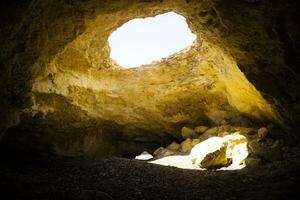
190,134,248,169
135,151,153,161
190,137,226,168
166,142,181,151
181,138,193,153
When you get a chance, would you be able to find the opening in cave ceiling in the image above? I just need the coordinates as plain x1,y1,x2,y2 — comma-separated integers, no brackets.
108,12,196,68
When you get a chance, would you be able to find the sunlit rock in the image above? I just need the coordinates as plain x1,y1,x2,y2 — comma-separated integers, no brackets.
150,155,197,170
181,138,193,153
191,138,201,147
153,147,165,157
161,149,175,157
190,137,227,168
166,142,181,151
135,151,153,161
223,134,248,166
190,134,248,169
198,127,219,142
153,147,175,158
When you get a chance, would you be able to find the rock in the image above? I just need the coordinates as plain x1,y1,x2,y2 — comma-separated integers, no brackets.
199,145,229,169
199,127,219,141
234,127,256,135
166,141,180,151
135,151,153,160
79,190,113,200
153,147,165,157
153,147,175,157
223,134,248,165
218,125,233,134
203,127,219,137
257,127,268,141
245,156,263,166
190,134,249,169
218,131,230,137
181,127,198,139
181,138,193,153
194,126,208,134
190,137,229,169
248,140,282,162
161,149,175,157
191,138,201,147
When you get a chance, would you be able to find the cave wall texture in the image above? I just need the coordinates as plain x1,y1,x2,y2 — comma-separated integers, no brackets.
0,0,299,157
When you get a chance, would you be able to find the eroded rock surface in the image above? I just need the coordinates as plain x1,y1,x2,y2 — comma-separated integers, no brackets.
0,0,299,157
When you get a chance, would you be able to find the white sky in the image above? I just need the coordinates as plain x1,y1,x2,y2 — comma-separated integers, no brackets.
108,12,196,68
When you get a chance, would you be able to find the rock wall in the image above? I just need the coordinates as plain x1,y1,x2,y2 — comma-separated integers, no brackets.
0,0,299,157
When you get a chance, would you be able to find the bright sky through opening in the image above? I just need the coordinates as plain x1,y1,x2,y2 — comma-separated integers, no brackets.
108,12,196,68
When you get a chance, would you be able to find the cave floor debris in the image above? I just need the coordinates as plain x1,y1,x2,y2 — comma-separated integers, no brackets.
1,149,300,200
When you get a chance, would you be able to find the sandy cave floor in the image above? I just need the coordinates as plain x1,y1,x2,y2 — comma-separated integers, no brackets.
0,149,300,200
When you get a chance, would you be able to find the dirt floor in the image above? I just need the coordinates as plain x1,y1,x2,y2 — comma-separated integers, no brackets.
1,145,300,200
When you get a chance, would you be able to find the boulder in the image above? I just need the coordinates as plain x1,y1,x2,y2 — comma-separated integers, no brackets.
166,141,181,151
181,138,193,153
194,126,208,134
135,151,153,161
191,138,201,147
199,145,229,169
190,137,229,169
257,127,268,141
153,147,165,157
181,127,198,139
218,125,233,135
223,134,248,165
245,156,263,166
248,140,282,162
153,147,175,157
161,149,175,157
203,127,219,137
190,134,249,169
199,127,219,141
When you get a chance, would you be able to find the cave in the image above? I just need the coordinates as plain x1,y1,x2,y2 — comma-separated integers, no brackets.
0,0,300,199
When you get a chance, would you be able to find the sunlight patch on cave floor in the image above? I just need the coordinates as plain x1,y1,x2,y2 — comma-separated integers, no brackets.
148,134,249,171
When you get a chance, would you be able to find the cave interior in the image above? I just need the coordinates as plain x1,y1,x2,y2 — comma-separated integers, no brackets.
0,0,300,199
